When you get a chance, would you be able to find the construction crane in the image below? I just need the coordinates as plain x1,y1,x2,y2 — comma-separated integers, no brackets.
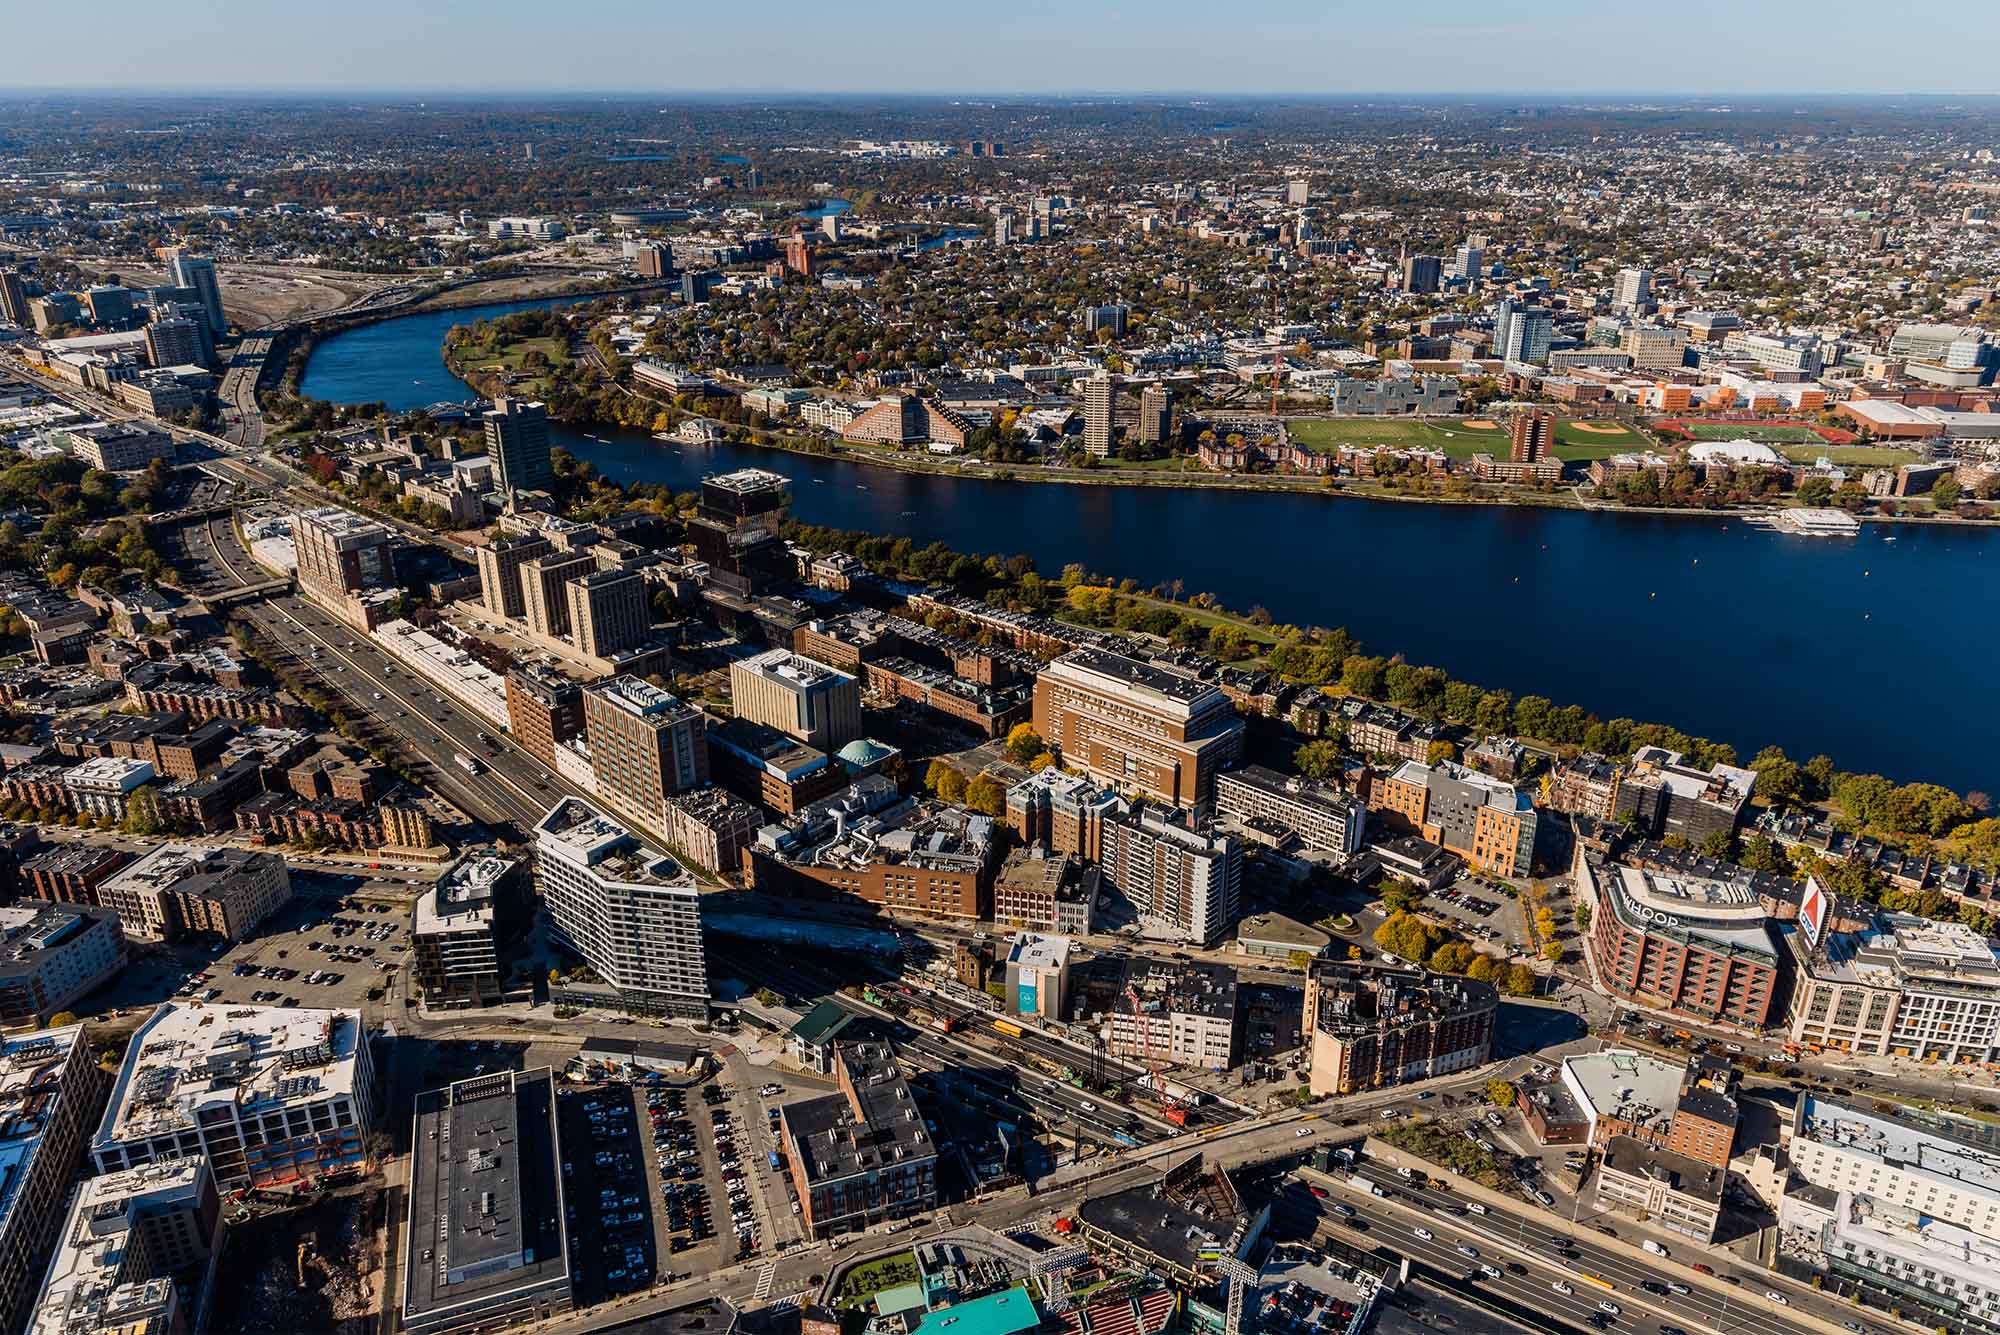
1126,984,1189,1126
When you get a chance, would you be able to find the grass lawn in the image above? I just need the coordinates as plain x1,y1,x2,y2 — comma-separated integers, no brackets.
835,1251,921,1309
1286,415,1645,463
464,335,568,373
1779,443,1919,467
1682,422,1824,443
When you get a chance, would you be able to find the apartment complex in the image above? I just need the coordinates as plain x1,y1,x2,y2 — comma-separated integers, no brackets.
504,662,585,769
0,904,126,1030
1613,746,1757,843
751,793,997,921
778,1041,936,1240
92,1003,373,1188
992,850,1098,937
1214,764,1365,857
1032,649,1244,807
687,469,791,596
1576,853,1790,1030
25,1157,220,1335
566,569,651,659
1005,767,1119,861
659,786,764,877
483,396,553,494
1099,958,1241,1071
412,852,529,1010
1304,963,1496,1097
1100,804,1242,947
533,798,708,1018
402,1069,572,1335
0,1027,108,1335
1782,1094,2000,1327
1371,759,1537,877
95,844,291,943
292,507,397,628
581,677,708,833
729,650,862,752
476,533,552,620
1788,910,2000,1063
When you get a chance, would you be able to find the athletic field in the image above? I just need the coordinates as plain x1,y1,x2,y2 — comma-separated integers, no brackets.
1285,416,1647,462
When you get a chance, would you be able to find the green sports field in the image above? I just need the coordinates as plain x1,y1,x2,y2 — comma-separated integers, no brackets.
1285,415,1647,463
1777,443,1920,467
1683,422,1824,443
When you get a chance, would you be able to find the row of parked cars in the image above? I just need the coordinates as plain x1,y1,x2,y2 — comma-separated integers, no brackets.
564,1093,651,1291
652,1084,716,1254
708,1084,761,1259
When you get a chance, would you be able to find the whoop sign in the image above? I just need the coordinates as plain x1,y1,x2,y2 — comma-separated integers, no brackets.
1800,876,1829,951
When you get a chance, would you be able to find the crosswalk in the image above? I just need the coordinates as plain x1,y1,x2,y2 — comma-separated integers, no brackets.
766,1293,803,1314
753,1262,777,1301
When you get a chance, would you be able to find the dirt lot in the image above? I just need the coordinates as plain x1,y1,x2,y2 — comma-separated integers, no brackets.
208,1186,387,1335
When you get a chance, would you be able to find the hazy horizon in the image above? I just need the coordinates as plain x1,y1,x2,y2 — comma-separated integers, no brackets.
10,0,1998,98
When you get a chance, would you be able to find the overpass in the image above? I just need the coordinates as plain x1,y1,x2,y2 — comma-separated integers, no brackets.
200,577,292,608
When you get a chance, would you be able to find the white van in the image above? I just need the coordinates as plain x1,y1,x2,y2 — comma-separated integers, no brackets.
1641,1239,1669,1257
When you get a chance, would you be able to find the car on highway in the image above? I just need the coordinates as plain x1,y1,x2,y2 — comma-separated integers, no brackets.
1456,1245,1478,1258
1550,1281,1573,1296
1765,1291,1789,1306
1412,1227,1433,1241
1596,1301,1620,1316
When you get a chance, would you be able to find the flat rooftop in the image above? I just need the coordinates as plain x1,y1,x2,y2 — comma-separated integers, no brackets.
415,852,519,935
100,843,276,898
1563,1049,1685,1134
97,1002,363,1147
782,1041,933,1186
1797,1092,2000,1197
0,902,112,973
1006,932,1072,972
703,468,789,495
1077,1152,1249,1273
404,1068,569,1326
591,675,696,720
28,1157,207,1335
534,797,693,890
1601,1135,1724,1205
1049,647,1222,708
737,647,852,691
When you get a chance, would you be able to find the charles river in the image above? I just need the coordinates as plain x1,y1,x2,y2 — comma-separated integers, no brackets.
301,297,2000,797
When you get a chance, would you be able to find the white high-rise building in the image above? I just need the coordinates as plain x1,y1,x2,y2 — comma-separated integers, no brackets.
533,798,708,1017
167,251,225,336
1614,266,1653,310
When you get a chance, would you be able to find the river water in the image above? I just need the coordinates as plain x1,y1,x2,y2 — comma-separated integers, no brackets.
299,297,2000,795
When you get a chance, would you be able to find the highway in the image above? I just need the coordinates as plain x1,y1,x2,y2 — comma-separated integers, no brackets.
1319,1159,1886,1335
173,509,565,835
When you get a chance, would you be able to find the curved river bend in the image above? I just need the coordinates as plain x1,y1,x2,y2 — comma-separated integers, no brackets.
301,298,2000,795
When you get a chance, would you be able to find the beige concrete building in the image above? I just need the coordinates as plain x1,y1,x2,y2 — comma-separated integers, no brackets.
729,650,862,752
1031,649,1243,807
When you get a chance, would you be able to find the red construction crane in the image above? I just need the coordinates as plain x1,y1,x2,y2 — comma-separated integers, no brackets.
1126,984,1189,1126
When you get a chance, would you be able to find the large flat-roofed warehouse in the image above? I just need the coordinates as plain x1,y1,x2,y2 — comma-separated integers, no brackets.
403,1067,571,1335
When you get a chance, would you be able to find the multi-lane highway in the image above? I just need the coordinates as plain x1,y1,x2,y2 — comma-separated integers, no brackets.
1312,1159,1884,1335
174,509,565,835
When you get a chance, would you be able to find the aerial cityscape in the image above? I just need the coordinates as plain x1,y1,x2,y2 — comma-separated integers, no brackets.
3,13,2000,1335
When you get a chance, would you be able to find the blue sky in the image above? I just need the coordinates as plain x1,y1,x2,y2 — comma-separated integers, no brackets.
10,0,2000,95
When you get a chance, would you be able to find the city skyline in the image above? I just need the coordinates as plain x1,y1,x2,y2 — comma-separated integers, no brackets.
7,0,2000,96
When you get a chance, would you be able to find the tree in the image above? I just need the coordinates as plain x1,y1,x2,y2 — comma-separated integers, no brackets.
1004,724,1046,765
1426,739,1459,766
1572,901,1592,930
925,760,966,804
1797,475,1834,508
1484,1078,1518,1108
1429,942,1475,974
964,774,1006,817
1541,941,1565,963
1374,912,1443,964
46,1012,77,1029
1749,745,1805,810
1931,474,1962,510
1293,739,1342,781
1466,954,1503,983
1696,829,1736,860
1502,964,1538,997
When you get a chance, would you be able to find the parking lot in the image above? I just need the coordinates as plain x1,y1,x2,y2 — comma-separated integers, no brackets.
1419,880,1527,953
559,1087,659,1303
188,875,419,1013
